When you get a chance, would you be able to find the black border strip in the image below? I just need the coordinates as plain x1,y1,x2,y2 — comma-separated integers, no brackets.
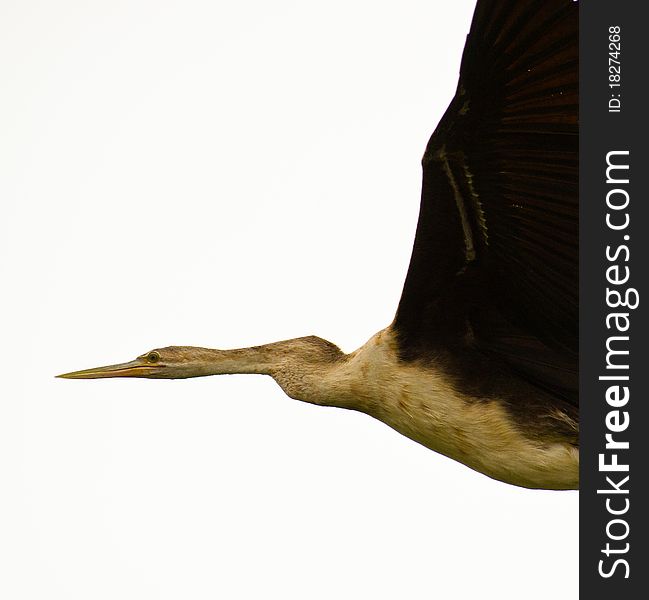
580,1,648,596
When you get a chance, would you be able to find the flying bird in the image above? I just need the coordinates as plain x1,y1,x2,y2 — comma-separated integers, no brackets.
59,0,579,490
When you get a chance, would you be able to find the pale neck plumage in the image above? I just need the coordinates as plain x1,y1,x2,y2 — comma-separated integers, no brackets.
178,336,359,409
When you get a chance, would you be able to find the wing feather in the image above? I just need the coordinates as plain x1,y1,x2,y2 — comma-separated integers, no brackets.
394,0,578,405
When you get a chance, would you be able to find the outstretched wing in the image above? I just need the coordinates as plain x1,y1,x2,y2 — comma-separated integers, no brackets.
394,0,578,403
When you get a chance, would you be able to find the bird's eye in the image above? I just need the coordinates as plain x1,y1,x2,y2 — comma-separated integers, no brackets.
147,351,160,363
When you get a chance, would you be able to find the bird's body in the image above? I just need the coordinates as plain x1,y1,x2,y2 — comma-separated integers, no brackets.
273,329,578,490
59,0,579,490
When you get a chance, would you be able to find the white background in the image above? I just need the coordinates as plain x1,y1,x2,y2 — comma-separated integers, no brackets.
0,1,578,598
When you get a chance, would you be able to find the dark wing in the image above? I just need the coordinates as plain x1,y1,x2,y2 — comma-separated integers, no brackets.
393,0,578,405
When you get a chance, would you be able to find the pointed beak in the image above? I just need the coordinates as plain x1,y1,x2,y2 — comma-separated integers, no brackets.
56,358,160,379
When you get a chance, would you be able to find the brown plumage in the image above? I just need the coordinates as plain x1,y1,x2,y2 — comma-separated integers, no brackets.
59,0,579,490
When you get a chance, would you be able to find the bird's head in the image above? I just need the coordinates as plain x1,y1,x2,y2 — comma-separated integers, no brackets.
57,336,344,384
56,346,212,379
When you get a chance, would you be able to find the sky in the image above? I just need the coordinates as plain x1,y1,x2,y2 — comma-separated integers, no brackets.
0,1,578,598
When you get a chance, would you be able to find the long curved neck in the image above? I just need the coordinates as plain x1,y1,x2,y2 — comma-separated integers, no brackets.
190,344,284,376
180,336,355,409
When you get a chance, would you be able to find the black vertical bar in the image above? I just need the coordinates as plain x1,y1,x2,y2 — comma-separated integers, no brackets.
581,1,648,596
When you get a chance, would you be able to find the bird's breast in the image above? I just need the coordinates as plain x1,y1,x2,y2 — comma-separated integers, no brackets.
331,328,578,490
